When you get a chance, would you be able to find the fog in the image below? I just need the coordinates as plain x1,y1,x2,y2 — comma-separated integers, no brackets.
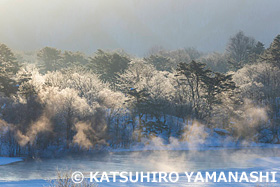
0,0,280,55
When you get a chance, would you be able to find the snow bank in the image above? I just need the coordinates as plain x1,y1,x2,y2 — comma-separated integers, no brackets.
0,157,23,166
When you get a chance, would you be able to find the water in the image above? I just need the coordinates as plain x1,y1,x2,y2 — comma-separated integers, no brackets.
0,148,279,181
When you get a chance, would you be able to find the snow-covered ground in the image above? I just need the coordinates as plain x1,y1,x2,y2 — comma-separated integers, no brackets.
0,157,23,166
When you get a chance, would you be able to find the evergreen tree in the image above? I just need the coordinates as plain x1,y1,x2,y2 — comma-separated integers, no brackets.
126,88,150,141
176,60,211,118
260,35,280,67
253,41,265,55
37,47,62,72
62,51,88,67
144,54,172,71
248,41,265,63
203,72,236,116
89,50,130,85
0,44,20,96
176,60,236,120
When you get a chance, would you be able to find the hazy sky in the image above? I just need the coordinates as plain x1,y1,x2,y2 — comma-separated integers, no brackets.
0,0,279,55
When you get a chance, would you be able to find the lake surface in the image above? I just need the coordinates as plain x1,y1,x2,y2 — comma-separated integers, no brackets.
0,148,280,181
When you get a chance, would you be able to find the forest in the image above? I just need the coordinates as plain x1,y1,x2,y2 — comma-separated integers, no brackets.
0,31,280,157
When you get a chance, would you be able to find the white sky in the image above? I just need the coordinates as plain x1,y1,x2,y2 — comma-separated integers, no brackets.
0,0,279,55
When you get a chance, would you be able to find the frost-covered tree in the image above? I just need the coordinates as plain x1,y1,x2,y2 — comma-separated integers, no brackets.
118,60,177,139
233,63,280,101
226,31,256,70
144,71,175,137
200,52,230,73
117,59,155,91
233,63,280,142
44,68,104,105
44,68,127,147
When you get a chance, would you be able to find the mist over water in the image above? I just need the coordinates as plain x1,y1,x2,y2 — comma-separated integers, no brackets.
0,148,279,181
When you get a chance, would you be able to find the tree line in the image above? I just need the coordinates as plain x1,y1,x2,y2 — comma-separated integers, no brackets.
0,31,280,157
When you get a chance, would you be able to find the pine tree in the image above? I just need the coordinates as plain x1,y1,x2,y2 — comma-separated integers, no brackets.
176,60,211,118
248,41,265,63
260,35,280,67
62,51,88,67
89,50,130,85
126,88,150,141
203,72,236,115
37,47,62,72
176,60,236,121
145,54,173,71
0,44,20,96
253,41,265,55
